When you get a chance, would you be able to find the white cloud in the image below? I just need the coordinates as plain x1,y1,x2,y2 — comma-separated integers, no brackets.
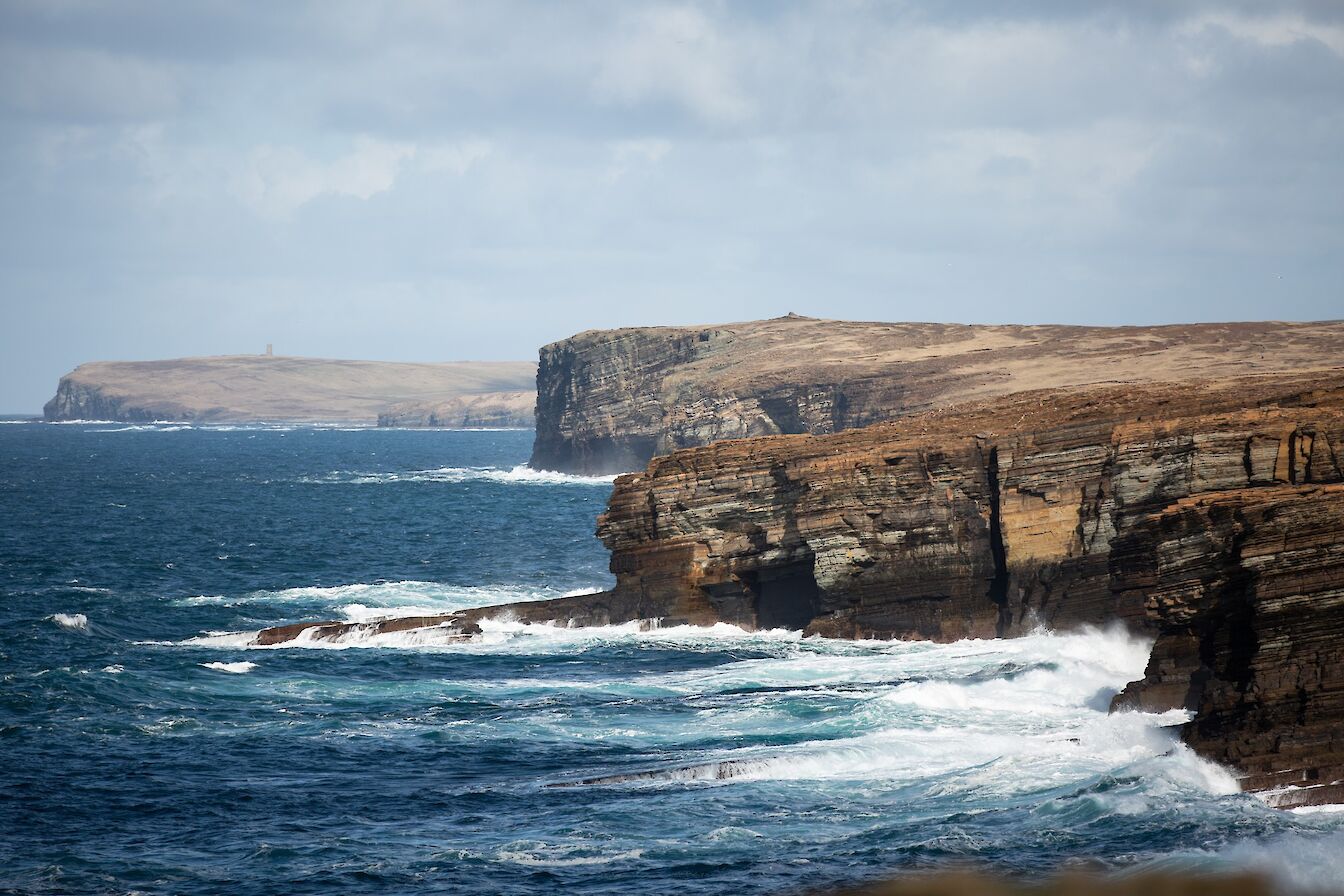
1180,12,1344,57
607,138,671,181
232,136,416,216
593,5,753,125
419,138,492,175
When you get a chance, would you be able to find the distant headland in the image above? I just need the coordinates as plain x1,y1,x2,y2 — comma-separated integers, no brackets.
43,355,537,427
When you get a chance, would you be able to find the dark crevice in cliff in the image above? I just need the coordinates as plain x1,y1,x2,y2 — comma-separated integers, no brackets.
986,445,1011,638
759,393,804,434
1187,507,1260,742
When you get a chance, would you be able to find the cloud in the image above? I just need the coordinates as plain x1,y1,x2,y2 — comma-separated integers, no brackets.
0,2,1342,411
231,137,415,216
1180,11,1344,56
593,5,754,125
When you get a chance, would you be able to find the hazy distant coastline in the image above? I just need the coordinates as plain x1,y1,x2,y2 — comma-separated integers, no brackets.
43,355,537,427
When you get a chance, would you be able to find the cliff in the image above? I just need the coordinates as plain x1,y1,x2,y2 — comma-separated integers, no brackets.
375,391,534,428
587,373,1343,638
1111,485,1344,807
256,369,1344,804
530,316,1344,474
43,356,537,424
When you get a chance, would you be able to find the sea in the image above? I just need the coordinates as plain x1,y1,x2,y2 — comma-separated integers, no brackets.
2,422,1343,895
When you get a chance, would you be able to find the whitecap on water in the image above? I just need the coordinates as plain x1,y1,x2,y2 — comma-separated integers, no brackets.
200,661,257,674
495,843,645,867
175,580,602,622
49,613,89,630
300,464,616,487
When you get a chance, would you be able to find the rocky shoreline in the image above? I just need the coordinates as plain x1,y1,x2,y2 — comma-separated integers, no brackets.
228,317,1344,807
257,362,1344,807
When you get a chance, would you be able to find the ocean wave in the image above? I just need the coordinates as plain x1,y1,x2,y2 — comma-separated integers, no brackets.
301,465,616,486
49,613,89,630
181,617,806,652
502,625,1239,802
175,580,595,614
495,844,645,867
200,661,257,674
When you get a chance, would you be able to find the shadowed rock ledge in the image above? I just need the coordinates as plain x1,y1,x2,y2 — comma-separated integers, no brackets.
256,369,1344,805
529,316,1344,475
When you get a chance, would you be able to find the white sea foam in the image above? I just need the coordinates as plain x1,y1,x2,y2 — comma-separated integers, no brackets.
49,613,89,630
1291,803,1344,815
303,464,616,486
1181,828,1344,893
176,580,593,615
200,661,257,674
495,844,645,867
87,423,193,432
44,419,119,425
175,618,1253,811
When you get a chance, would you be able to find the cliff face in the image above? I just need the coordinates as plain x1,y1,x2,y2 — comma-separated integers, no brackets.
1111,486,1344,807
44,356,537,424
530,317,1344,474
593,374,1344,640
255,370,1344,802
375,391,535,428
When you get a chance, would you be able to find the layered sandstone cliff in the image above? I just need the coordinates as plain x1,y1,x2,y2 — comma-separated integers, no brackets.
1112,486,1344,807
255,369,1344,803
375,391,534,428
44,356,537,424
530,316,1344,474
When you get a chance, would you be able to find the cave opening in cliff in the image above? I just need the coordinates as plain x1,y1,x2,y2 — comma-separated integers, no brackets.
744,558,822,630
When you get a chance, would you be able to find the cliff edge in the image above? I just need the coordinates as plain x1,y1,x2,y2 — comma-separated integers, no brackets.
43,356,537,425
530,317,1344,474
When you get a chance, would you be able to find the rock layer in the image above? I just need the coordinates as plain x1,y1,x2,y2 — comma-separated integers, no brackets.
530,316,1344,474
256,369,1344,803
375,391,534,428
44,356,537,424
592,373,1344,641
1112,486,1344,807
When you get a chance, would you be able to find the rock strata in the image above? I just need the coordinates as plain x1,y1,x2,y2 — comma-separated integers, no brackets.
530,317,1344,474
1111,485,1344,807
375,391,534,428
44,356,537,424
256,369,1344,803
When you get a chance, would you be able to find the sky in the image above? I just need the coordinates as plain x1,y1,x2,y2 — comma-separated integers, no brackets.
1,2,1342,412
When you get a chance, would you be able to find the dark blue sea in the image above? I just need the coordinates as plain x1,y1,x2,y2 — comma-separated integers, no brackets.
3,422,1342,895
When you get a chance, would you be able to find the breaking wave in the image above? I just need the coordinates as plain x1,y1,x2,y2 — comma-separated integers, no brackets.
175,580,599,615
302,465,617,486
49,613,89,630
200,661,257,674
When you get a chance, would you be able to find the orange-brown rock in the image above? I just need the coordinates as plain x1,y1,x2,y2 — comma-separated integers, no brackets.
593,372,1344,641
1111,485,1344,807
255,368,1344,803
530,316,1344,474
